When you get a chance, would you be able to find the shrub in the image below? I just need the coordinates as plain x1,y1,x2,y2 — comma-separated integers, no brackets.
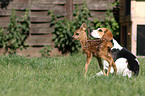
0,8,30,54
39,45,53,58
0,27,6,47
93,1,120,41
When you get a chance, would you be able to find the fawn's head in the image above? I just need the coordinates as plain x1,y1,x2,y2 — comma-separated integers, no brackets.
72,23,87,41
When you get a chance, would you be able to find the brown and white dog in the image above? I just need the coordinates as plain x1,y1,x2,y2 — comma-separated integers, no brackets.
72,24,117,77
91,28,140,77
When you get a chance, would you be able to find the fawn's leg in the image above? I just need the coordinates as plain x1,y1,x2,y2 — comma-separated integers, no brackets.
112,60,117,75
101,54,117,76
84,54,92,77
106,52,117,76
96,57,106,76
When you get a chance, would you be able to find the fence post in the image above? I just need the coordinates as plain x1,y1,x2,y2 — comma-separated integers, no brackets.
66,0,73,20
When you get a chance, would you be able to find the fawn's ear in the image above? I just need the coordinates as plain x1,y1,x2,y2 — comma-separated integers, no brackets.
80,23,87,30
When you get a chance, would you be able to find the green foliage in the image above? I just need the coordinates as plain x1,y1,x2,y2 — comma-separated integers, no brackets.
0,8,30,54
48,0,93,54
73,1,93,30
93,10,119,39
93,1,120,41
0,27,6,47
21,8,30,40
39,45,53,58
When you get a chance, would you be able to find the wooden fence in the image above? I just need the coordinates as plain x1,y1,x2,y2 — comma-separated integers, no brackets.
0,0,115,57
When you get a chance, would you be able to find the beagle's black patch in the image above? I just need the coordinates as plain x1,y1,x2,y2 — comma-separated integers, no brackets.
111,48,139,75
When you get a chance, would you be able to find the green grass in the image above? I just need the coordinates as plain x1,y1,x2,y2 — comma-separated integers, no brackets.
0,54,145,96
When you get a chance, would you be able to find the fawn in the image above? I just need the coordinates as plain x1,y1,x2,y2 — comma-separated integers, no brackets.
72,23,117,77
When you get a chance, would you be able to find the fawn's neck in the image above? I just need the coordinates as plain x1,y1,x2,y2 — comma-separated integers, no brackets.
80,34,88,49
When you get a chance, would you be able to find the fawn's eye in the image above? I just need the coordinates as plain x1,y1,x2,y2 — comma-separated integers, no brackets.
76,33,79,35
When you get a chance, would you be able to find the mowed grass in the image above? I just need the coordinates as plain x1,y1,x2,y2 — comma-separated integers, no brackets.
0,54,145,96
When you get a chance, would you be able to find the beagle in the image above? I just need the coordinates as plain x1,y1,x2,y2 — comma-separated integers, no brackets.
72,24,117,77
91,28,140,77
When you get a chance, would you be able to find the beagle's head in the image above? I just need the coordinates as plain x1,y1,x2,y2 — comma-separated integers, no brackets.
91,28,113,41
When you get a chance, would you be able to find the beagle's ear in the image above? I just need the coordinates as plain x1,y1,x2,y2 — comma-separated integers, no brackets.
104,30,107,33
80,23,87,30
102,29,113,41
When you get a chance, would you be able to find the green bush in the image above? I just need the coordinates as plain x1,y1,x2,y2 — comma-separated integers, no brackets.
39,45,53,58
93,10,119,40
0,27,6,47
0,8,30,54
93,1,120,41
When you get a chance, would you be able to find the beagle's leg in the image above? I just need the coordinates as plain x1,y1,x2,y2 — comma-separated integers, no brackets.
84,54,92,77
96,57,106,76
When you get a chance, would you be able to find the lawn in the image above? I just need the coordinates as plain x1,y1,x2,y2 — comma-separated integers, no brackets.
0,54,145,96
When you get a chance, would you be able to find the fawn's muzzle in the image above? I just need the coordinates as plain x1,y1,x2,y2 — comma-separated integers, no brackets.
72,36,76,40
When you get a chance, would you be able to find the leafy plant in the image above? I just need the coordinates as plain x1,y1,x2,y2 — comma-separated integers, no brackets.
0,8,30,54
0,27,6,47
48,0,93,54
20,8,30,43
93,1,120,41
39,45,53,58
